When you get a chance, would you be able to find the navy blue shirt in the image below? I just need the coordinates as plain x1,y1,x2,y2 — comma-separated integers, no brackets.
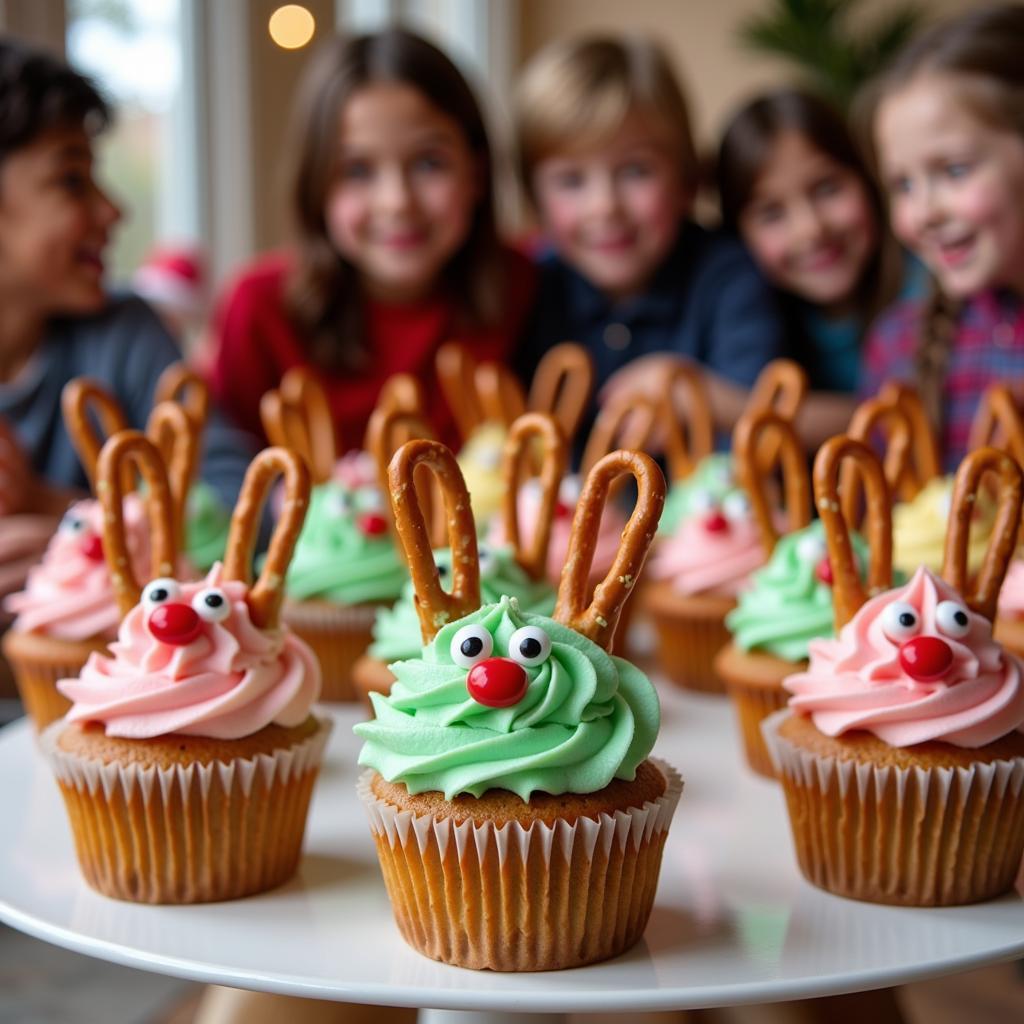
519,221,786,394
0,294,255,510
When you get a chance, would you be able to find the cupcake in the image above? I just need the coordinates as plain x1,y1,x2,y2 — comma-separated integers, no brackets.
43,434,330,904
764,441,1024,906
3,381,194,731
355,438,680,970
261,369,408,701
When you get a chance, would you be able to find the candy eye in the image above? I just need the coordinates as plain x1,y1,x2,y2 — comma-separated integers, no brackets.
935,600,971,638
881,601,920,641
59,512,88,535
354,487,385,512
691,489,716,515
559,476,582,504
712,463,734,486
508,625,551,667
477,545,496,575
192,587,231,623
327,490,353,516
796,533,827,564
450,624,494,668
142,578,181,608
722,491,751,522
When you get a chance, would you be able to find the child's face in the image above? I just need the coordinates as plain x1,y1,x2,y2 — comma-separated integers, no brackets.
326,82,481,305
0,126,121,317
877,74,1024,298
531,112,689,300
739,131,877,312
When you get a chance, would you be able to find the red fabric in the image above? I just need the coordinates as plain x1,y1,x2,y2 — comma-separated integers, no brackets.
207,249,534,450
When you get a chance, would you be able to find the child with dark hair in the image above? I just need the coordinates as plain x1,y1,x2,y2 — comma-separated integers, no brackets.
0,38,253,600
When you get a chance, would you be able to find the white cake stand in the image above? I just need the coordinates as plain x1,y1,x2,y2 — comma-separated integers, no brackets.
1,686,1022,1016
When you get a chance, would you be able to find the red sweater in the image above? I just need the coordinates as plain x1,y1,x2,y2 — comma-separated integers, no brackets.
208,250,534,449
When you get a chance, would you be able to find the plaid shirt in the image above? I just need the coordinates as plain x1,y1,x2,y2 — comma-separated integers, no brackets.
861,289,1024,471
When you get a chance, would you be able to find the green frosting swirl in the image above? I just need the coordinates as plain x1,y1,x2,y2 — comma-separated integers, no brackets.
659,453,737,535
282,480,407,604
367,544,556,661
355,595,660,800
726,520,869,661
184,482,232,573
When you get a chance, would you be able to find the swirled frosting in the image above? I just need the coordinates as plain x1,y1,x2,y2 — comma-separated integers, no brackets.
486,475,625,586
727,521,869,661
282,477,406,605
893,476,994,576
355,595,659,799
184,481,231,573
457,423,507,528
659,453,736,536
785,566,1024,747
367,544,556,662
997,558,1024,619
58,564,320,739
6,497,151,641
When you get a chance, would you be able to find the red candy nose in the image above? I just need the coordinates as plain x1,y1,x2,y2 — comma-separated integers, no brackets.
554,500,572,519
148,603,202,646
466,657,528,708
815,556,834,586
358,512,388,537
703,510,730,534
81,534,104,562
899,636,954,682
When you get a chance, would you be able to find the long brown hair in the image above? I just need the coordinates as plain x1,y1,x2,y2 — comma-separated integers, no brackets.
284,29,502,372
716,88,902,328
859,4,1024,429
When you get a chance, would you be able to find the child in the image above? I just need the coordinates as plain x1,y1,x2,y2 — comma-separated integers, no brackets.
0,39,253,600
208,28,533,449
716,88,914,443
863,3,1024,468
514,35,785,430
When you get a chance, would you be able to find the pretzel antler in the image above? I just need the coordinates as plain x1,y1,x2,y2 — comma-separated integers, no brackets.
436,342,484,443
527,342,594,443
259,368,337,484
377,373,425,418
844,395,913,524
475,361,527,428
580,391,659,477
662,362,714,483
155,362,210,428
555,450,665,650
96,431,177,618
968,384,1024,467
813,436,893,632
389,439,481,642
878,381,941,497
223,447,311,630
733,409,810,556
145,401,199,551
501,412,567,581
942,447,1023,622
61,378,130,490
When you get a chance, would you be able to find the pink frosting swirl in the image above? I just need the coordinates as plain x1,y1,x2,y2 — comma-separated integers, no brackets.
785,566,1024,747
997,558,1024,619
487,475,625,585
5,498,151,641
58,564,320,739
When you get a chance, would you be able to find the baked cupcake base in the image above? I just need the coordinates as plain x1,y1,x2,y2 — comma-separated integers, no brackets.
763,710,1024,906
358,758,682,971
2,628,110,733
43,715,332,904
642,581,734,693
715,643,800,778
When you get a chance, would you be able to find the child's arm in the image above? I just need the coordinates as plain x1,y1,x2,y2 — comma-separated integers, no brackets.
0,514,60,605
0,417,80,517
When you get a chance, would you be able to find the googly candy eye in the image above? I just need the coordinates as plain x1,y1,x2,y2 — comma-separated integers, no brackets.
559,476,582,504
796,533,827,564
508,625,552,667
142,578,182,609
192,587,231,623
881,601,920,642
722,491,751,522
59,511,89,535
935,600,971,639
477,545,496,576
327,489,353,517
450,624,494,668
690,488,716,516
354,487,385,512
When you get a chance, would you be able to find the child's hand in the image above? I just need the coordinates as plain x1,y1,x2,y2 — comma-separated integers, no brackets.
0,514,58,605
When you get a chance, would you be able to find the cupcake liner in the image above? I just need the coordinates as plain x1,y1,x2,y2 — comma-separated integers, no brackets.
41,716,332,904
2,629,109,733
357,759,683,971
762,710,1024,906
282,599,380,702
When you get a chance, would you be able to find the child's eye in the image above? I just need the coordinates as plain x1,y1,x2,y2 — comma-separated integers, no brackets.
752,202,784,225
945,162,972,180
617,161,652,181
811,176,841,199
339,160,372,181
888,175,912,196
411,153,447,174
550,169,584,191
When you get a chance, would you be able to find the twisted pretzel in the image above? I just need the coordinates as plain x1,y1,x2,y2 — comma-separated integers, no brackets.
436,341,484,443
745,359,808,471
61,378,130,490
527,343,594,444
377,373,425,418
844,395,913,523
259,367,337,484
145,401,199,551
662,361,714,483
733,409,810,556
388,439,481,642
580,391,659,477
814,436,893,632
155,362,210,428
96,431,177,619
942,447,1023,622
554,450,665,650
878,381,941,497
222,447,311,630
501,412,567,581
